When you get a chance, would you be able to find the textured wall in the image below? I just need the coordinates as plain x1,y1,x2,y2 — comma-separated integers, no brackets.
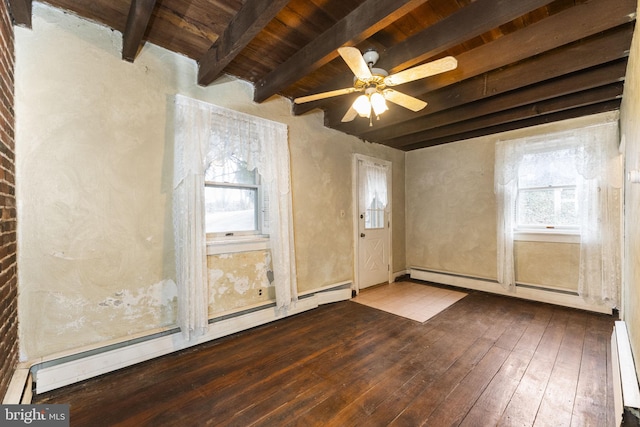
406,138,497,279
15,4,406,360
514,242,579,291
0,0,17,398
620,0,640,378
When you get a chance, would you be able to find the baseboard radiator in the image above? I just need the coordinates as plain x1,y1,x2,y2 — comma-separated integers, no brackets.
410,267,612,314
24,283,352,396
612,321,640,425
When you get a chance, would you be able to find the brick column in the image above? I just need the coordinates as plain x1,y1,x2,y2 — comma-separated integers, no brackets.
0,0,18,399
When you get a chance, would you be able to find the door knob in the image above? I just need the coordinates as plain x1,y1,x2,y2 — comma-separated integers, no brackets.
360,233,365,238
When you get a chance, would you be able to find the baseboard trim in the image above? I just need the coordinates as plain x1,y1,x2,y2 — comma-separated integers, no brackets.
392,269,410,282
612,321,640,425
410,268,612,314
32,284,351,395
2,366,32,404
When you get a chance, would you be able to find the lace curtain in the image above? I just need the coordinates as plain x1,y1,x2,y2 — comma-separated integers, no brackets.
494,120,621,307
361,160,388,210
173,95,297,339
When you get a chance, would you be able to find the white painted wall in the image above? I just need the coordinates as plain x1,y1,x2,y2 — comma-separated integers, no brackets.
15,3,405,360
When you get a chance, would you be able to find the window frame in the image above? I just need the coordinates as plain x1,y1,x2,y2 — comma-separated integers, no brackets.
513,148,581,238
204,170,268,241
515,184,580,233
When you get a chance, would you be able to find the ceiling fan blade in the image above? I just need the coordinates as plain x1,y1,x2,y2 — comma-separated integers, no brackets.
384,56,457,86
383,89,427,112
294,87,357,104
341,105,358,122
338,47,372,80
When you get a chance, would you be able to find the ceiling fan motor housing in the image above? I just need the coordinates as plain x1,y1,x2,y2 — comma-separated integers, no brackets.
362,48,380,67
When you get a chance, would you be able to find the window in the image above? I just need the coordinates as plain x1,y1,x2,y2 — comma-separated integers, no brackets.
515,148,579,232
361,160,388,230
494,117,621,304
365,195,385,229
204,154,266,237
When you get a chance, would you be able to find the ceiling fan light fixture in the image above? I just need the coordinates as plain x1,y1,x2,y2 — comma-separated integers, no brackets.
353,94,371,117
370,92,388,116
295,47,457,124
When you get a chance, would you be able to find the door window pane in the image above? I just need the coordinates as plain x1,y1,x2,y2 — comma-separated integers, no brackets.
365,196,385,229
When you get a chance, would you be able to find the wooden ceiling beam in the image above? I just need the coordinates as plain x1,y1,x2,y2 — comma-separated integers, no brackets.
328,0,636,133
385,83,623,149
8,0,32,28
122,0,157,62
380,0,558,74
398,0,635,96
294,0,557,116
198,0,290,86
253,0,430,103
330,23,633,133
398,100,622,151
371,62,625,143
357,55,629,142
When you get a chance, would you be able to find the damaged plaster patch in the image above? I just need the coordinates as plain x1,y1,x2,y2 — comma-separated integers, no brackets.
208,269,225,306
97,279,178,322
34,280,179,356
48,293,88,334
227,273,250,294
207,250,274,313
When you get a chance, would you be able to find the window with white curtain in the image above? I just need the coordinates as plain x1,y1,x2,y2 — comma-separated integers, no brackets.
494,119,622,307
515,148,580,232
173,95,297,340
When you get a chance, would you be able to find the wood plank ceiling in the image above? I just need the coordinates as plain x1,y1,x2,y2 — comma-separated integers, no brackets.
9,0,637,151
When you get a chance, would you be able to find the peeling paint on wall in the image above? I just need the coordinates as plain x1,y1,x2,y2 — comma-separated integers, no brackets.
207,250,274,314
25,280,177,357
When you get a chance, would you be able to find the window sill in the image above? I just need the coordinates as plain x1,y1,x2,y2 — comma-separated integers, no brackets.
514,230,580,244
207,236,270,255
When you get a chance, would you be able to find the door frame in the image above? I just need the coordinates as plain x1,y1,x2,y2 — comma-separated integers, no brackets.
352,153,393,295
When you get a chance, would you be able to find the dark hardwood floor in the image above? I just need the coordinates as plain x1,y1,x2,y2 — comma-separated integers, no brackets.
34,286,616,426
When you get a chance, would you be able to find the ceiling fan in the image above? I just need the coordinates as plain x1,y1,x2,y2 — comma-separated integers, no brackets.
294,47,458,125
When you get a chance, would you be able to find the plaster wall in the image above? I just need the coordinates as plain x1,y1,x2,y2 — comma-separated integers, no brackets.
405,113,617,292
620,0,640,380
514,242,579,291
15,4,405,360
406,138,497,280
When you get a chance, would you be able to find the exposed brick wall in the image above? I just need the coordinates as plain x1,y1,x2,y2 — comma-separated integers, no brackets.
0,0,17,399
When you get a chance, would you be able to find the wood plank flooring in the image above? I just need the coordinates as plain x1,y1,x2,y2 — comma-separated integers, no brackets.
33,285,616,426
